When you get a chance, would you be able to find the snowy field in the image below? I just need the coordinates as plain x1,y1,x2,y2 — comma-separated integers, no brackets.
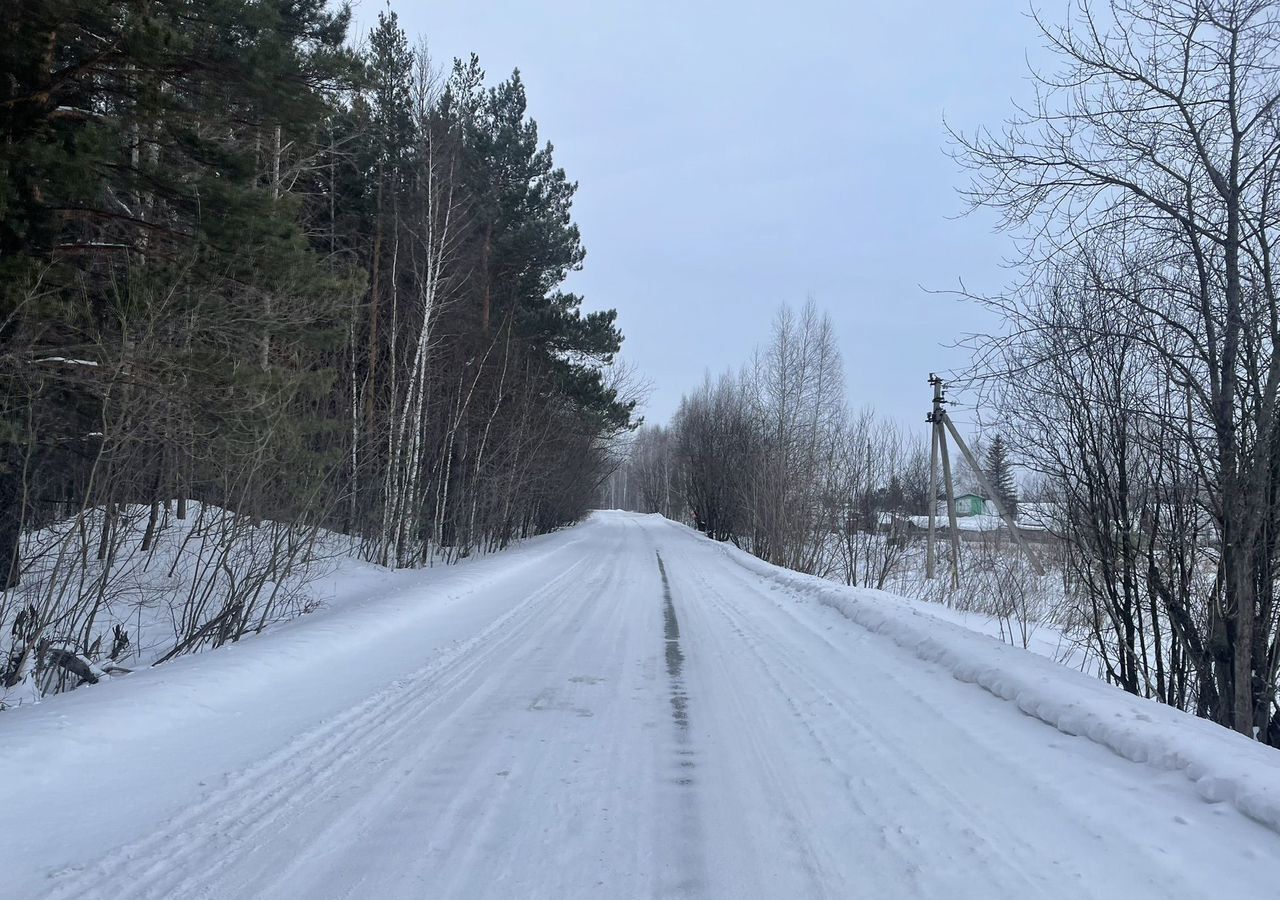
3,511,1280,898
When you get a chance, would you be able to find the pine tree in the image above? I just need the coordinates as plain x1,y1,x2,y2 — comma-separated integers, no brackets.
882,474,907,514
462,67,632,430
986,435,1018,519
0,0,357,584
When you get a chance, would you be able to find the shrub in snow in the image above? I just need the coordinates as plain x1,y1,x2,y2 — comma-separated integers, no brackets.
0,503,346,708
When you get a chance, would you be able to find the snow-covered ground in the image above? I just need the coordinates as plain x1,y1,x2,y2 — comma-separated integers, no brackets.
880,581,1093,669
4,511,1279,898
1,501,370,709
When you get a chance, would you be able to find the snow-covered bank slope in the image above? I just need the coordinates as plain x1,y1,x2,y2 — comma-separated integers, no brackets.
4,511,1278,899
698,522,1280,835
2,502,375,709
0,524,590,891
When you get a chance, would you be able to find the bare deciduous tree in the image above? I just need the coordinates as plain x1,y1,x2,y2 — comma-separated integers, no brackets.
957,0,1280,740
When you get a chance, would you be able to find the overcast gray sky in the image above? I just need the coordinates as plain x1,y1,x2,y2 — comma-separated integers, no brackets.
352,1,1045,427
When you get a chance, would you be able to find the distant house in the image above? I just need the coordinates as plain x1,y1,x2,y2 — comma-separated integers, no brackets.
1015,502,1059,532
936,493,990,518
903,496,1062,546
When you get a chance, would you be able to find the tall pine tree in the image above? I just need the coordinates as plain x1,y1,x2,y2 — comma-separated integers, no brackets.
985,435,1018,519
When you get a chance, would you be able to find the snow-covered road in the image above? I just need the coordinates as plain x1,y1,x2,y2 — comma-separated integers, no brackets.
5,511,1279,898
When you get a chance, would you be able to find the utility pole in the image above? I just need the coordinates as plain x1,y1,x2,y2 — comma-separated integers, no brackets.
939,411,1045,576
926,375,962,589
925,374,1046,581
926,416,939,580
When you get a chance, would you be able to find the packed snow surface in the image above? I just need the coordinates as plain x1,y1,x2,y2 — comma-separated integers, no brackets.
3,511,1279,898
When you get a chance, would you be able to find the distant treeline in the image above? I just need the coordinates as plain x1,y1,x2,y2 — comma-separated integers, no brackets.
605,300,955,590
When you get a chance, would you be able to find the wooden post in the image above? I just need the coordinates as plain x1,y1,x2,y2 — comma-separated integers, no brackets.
926,411,939,580
927,375,962,590
939,410,1046,576
937,417,962,590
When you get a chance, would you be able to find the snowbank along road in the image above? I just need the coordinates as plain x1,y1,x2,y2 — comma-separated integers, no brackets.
4,511,1280,898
